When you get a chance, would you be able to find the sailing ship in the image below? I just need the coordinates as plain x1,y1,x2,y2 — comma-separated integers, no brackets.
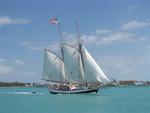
42,18,109,94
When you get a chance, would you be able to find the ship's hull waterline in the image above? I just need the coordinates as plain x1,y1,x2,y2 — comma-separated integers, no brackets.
48,87,99,94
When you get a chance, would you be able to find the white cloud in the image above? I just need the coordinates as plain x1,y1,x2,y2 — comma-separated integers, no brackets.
0,58,39,82
21,41,60,52
20,20,149,52
97,32,135,45
99,56,133,73
21,41,43,51
0,58,13,75
137,56,150,65
0,16,30,26
0,58,37,82
62,32,75,40
14,59,25,65
95,29,112,35
81,34,98,45
121,20,150,30
17,71,36,76
0,58,5,63
47,43,60,52
0,64,13,75
128,4,139,13
81,30,145,45
98,55,150,80
137,37,148,42
59,28,147,46
62,32,77,45
148,45,150,49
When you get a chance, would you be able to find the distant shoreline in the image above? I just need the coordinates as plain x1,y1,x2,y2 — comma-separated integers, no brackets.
0,82,46,87
0,81,150,87
0,82,29,87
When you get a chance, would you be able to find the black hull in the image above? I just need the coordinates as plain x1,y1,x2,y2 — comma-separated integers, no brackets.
49,88,99,94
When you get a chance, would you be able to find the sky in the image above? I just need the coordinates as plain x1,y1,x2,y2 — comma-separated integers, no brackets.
0,0,150,82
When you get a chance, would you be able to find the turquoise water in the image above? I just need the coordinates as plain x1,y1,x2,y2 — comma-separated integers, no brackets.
0,86,150,113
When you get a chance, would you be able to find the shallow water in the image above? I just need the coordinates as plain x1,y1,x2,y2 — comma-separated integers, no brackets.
0,86,150,113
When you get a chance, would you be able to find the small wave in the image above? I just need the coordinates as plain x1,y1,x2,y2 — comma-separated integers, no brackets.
7,92,45,95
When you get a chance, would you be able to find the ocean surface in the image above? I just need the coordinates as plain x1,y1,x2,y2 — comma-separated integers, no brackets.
0,86,150,113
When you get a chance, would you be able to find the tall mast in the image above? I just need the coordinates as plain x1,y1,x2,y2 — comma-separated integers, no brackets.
49,17,67,82
57,22,63,45
57,20,68,82
49,17,63,49
57,21,64,58
75,18,81,49
75,19,85,83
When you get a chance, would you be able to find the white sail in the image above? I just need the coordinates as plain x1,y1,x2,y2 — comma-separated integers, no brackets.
43,49,66,83
62,43,85,83
81,45,109,83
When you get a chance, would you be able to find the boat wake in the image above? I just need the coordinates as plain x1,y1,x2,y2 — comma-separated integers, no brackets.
6,92,45,95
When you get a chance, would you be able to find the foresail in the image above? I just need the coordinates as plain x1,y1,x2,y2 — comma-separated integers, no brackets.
81,45,109,83
62,43,85,83
43,49,66,83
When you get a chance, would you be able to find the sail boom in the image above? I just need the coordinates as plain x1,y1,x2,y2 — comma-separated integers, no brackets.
44,49,62,60
63,43,77,49
42,78,67,83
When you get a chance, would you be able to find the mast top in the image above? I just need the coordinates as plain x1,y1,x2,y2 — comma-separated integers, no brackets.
75,18,82,48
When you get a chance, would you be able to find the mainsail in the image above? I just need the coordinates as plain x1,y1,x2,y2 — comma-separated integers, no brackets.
81,45,109,83
43,49,66,83
62,43,85,83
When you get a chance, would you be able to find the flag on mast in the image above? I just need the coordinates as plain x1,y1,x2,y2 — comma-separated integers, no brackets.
48,17,62,42
49,17,59,24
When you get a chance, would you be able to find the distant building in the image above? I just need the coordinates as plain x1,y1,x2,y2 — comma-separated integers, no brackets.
107,79,118,86
143,81,150,86
134,80,143,86
118,80,138,86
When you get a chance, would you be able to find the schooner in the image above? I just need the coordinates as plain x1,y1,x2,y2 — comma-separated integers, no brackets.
42,18,109,94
